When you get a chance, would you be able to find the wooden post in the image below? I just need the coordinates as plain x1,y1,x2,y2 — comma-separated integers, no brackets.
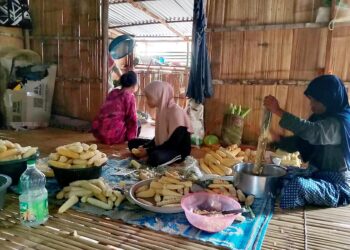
102,0,109,98
186,40,190,68
324,0,337,74
126,49,134,71
23,29,30,49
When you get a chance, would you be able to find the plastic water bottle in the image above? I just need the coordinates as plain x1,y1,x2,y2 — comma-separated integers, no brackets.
19,159,48,226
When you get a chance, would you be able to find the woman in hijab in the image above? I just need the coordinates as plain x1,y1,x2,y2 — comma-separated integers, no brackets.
92,71,139,144
264,74,350,209
128,81,193,167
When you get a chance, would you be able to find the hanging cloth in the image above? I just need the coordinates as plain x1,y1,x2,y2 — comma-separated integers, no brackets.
186,0,213,104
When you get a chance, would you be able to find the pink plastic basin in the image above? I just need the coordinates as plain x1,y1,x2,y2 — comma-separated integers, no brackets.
181,192,241,233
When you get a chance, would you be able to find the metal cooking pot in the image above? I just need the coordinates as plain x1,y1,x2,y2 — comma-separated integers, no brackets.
233,163,286,198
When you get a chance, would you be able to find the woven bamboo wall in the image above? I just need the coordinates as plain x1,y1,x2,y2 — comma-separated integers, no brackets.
329,26,350,80
135,70,189,118
205,0,350,144
205,84,308,145
205,83,350,145
29,0,103,121
207,28,328,80
207,0,323,26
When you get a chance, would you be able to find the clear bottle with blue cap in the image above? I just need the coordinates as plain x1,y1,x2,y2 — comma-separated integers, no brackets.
19,159,48,226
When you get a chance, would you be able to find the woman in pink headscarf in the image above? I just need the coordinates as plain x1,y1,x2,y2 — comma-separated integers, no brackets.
92,71,140,144
128,81,193,166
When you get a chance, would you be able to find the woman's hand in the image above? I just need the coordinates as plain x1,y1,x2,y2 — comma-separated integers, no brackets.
131,147,147,158
270,130,281,142
264,95,284,117
138,147,147,158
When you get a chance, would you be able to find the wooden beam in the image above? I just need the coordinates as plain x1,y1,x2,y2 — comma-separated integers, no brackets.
134,35,191,39
102,0,109,98
109,19,192,29
0,31,22,39
186,40,190,68
324,0,337,74
211,79,350,86
206,22,329,33
133,38,192,42
135,65,189,71
30,36,102,41
110,0,162,5
127,0,188,40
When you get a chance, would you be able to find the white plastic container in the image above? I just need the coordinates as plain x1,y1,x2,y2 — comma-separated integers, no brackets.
4,65,56,129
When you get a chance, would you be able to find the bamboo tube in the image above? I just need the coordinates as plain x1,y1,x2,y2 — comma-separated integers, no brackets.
64,210,216,249
266,229,305,237
5,189,350,250
4,228,78,250
11,225,91,250
0,240,35,250
307,236,350,248
47,220,147,250
1,244,22,250
47,218,170,250
262,234,306,245
52,213,209,250
39,225,110,250
306,228,350,240
307,227,350,238
307,242,344,250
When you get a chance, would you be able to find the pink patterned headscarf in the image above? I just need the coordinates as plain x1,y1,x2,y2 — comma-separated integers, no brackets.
144,81,193,145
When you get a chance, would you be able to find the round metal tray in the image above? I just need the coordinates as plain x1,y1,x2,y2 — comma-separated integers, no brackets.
127,179,184,214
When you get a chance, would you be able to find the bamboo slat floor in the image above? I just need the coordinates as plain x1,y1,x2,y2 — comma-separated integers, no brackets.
1,128,350,250
0,195,222,250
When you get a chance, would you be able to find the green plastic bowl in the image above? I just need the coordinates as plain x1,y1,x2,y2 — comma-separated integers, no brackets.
0,152,39,185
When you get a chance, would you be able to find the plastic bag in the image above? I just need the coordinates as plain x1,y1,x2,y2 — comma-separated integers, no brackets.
187,99,204,146
182,156,203,181
155,156,203,181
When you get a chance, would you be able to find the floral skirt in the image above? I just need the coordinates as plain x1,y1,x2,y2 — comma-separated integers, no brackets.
280,169,350,209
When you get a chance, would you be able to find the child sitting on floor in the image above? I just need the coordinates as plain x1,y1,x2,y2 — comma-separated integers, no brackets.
264,74,350,209
92,71,140,144
128,81,193,167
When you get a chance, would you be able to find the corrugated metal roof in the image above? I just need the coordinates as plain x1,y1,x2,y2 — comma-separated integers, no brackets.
142,0,193,21
109,0,193,37
109,3,154,27
117,23,176,37
168,22,192,36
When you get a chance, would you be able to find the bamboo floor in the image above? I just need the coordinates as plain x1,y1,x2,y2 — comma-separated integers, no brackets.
0,128,350,250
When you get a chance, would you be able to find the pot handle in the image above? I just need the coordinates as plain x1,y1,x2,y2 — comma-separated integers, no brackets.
232,172,238,186
198,174,233,181
0,175,12,189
